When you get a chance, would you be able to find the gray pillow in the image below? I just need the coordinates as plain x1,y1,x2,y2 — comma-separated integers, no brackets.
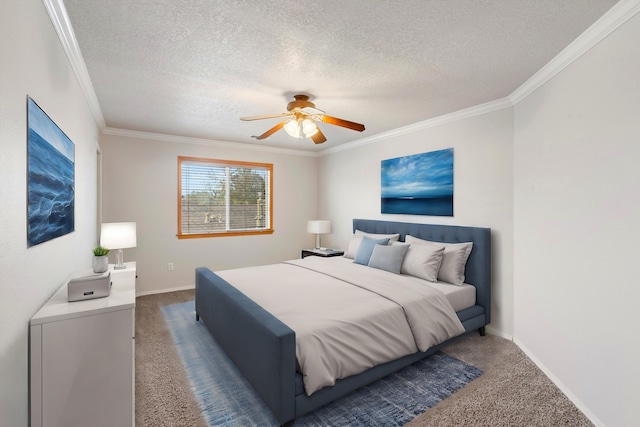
368,244,410,274
405,235,473,285
353,236,390,265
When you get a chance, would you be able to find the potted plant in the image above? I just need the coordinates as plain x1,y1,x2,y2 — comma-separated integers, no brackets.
92,246,110,273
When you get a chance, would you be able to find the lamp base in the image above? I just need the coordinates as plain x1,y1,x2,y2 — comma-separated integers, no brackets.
315,234,322,250
113,249,127,269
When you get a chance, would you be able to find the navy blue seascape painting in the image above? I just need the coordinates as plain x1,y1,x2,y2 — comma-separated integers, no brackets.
27,97,75,247
381,148,453,216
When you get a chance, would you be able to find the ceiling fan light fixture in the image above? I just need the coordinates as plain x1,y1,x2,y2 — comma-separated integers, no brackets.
284,119,302,138
302,119,318,137
242,94,365,144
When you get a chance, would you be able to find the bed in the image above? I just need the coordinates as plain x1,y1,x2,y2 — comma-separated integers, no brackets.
195,219,491,425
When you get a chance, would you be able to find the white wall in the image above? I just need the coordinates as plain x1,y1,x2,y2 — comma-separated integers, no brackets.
100,133,319,294
513,13,640,427
318,107,515,337
0,0,100,425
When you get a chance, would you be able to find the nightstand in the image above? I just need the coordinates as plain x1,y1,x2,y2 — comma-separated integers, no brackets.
301,248,345,258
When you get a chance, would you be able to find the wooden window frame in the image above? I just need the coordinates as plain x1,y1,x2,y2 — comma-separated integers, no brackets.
177,156,274,239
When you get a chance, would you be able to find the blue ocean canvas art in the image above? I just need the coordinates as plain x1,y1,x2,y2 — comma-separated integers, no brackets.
381,148,454,216
27,97,75,247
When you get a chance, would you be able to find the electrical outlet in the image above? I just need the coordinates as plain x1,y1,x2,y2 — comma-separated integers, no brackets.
168,262,174,271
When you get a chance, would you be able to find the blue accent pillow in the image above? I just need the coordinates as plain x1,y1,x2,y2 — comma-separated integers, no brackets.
368,243,410,274
353,236,390,265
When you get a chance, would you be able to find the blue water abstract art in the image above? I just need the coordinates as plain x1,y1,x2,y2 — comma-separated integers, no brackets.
27,97,75,247
381,148,454,216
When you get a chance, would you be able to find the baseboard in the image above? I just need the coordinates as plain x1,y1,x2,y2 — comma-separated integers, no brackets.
485,325,512,340
136,284,195,297
513,338,605,427
482,324,604,424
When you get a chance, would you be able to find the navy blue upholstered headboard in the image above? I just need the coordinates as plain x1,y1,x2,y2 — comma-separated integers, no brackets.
353,219,491,324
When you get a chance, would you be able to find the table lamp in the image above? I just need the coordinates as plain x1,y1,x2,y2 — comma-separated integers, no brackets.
307,220,331,249
101,222,137,269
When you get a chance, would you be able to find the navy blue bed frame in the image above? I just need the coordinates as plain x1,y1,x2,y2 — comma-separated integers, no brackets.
195,219,491,425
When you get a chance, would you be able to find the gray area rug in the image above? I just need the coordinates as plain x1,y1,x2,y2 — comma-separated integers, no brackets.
162,301,482,426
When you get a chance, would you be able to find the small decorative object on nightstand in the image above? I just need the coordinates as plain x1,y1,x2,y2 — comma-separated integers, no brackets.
92,246,109,273
301,248,344,259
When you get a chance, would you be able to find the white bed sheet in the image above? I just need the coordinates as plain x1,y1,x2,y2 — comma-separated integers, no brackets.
424,281,476,312
321,256,476,312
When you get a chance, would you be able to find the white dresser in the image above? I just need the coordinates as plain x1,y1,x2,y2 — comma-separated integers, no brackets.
30,262,136,427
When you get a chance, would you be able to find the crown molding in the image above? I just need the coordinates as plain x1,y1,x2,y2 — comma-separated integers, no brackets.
44,0,313,157
323,0,640,156
46,0,638,156
510,0,640,105
318,97,513,156
43,0,106,129
102,127,318,157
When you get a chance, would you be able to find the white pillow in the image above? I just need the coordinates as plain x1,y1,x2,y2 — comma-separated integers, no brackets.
344,231,400,259
355,230,400,242
405,235,473,285
400,244,445,282
344,235,364,259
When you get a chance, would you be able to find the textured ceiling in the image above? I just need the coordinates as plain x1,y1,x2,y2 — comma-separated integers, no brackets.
61,0,619,152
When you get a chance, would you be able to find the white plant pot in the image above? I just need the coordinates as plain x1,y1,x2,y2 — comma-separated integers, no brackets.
93,255,109,273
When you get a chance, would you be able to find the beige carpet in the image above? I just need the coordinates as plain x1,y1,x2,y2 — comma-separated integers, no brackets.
136,290,593,426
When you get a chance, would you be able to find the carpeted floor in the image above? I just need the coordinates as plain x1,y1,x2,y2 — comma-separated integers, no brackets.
136,290,594,427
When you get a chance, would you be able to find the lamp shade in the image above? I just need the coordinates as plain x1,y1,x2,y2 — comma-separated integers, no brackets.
284,119,302,138
307,220,331,234
100,222,137,249
301,119,318,137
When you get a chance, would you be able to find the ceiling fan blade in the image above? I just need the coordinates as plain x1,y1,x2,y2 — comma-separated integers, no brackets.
301,106,325,115
319,115,365,132
254,121,286,140
241,113,293,121
311,128,327,144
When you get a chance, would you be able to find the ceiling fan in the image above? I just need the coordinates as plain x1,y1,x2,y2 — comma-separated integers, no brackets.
240,94,365,144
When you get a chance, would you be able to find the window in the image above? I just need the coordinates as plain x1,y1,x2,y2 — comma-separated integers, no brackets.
178,156,273,238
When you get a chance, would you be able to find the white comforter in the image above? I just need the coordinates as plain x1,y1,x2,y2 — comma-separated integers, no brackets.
216,256,464,395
